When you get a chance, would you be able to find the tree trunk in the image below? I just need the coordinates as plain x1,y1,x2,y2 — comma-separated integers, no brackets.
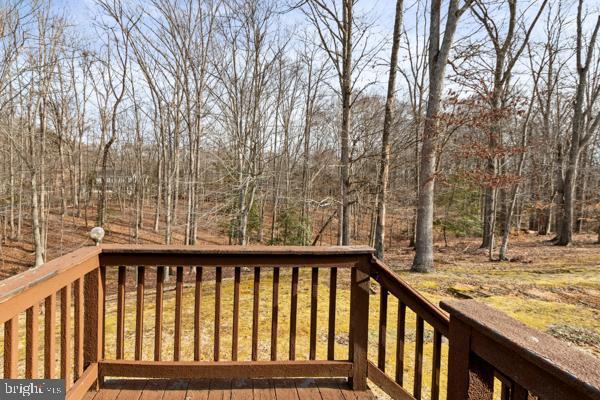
374,0,403,259
412,0,466,272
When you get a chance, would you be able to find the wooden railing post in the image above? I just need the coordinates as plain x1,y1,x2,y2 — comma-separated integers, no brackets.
84,266,104,387
349,261,370,391
446,315,494,400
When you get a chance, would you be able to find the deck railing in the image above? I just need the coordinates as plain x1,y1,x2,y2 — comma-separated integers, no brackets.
0,245,599,400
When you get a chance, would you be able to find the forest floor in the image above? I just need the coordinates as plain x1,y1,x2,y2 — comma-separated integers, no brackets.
1,205,599,398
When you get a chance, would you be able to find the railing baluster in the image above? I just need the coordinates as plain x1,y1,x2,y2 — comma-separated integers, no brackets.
45,294,56,378
309,267,318,360
500,382,511,400
396,301,406,385
414,315,424,399
135,266,145,360
251,267,261,361
289,267,299,360
271,267,279,361
26,304,39,378
84,266,104,388
174,266,183,361
232,266,240,361
349,266,369,391
101,266,106,360
61,285,71,386
4,317,18,378
154,266,165,361
378,288,388,371
512,383,529,400
194,267,203,361
214,266,222,361
116,266,126,359
74,279,84,380
431,329,442,400
327,267,337,360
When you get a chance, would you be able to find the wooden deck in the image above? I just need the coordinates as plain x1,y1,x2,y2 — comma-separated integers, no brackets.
84,378,376,399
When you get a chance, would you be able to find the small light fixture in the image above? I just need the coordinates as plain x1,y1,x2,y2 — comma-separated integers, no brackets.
90,227,105,246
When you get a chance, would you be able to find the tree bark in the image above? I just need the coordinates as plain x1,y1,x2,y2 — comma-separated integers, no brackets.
375,0,404,259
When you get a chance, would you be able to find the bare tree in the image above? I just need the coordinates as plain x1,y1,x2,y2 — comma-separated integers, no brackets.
555,0,600,245
374,0,403,259
412,0,472,272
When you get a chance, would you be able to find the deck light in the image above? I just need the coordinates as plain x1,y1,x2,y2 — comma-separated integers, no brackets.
90,227,105,245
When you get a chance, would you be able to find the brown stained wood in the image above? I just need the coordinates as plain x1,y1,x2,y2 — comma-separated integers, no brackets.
101,266,107,360
141,378,168,400
253,379,276,400
61,285,72,385
367,362,414,400
174,266,184,361
231,379,253,400
194,267,203,361
309,268,318,361
252,267,261,361
271,268,279,361
327,267,337,361
116,266,126,360
99,360,353,379
74,279,85,379
83,378,376,400
316,378,346,400
112,378,146,400
0,248,101,324
294,378,321,399
215,266,222,361
443,299,600,400
335,379,357,400
431,330,442,400
155,266,165,361
413,315,424,399
208,379,232,400
349,267,369,391
289,267,299,360
512,384,530,400
232,267,241,361
84,267,104,375
500,382,511,400
446,316,476,400
378,288,388,371
187,379,211,400
273,379,300,400
135,267,145,360
86,378,122,400
66,363,99,400
26,303,39,379
396,301,406,385
370,259,449,335
162,379,189,400
4,316,18,378
45,293,57,378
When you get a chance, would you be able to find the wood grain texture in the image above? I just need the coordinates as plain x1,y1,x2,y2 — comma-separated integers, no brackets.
45,293,57,378
26,303,39,379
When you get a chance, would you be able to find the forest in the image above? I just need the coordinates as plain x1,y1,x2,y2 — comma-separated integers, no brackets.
0,0,599,274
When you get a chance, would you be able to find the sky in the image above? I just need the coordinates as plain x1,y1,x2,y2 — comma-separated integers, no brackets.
46,0,597,98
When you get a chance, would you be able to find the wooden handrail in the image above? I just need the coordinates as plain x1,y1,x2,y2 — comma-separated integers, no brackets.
369,258,449,335
99,244,374,267
443,299,600,400
7,245,594,400
0,247,101,324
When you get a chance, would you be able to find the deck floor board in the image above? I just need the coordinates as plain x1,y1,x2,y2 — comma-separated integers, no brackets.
93,378,375,400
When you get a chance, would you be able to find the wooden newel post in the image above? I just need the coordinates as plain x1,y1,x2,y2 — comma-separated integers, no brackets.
84,266,105,388
446,316,494,400
349,261,370,391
